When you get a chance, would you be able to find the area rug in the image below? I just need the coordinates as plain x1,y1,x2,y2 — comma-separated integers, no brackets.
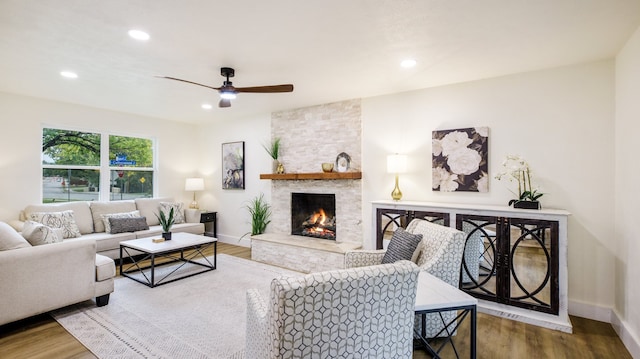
52,254,299,359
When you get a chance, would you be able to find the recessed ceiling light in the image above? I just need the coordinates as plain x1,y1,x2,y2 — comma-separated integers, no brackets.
128,29,150,41
400,59,417,68
201,104,213,110
60,71,78,79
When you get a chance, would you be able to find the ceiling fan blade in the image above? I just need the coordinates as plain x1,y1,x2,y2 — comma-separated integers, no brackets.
157,76,221,91
219,99,231,108
235,84,294,93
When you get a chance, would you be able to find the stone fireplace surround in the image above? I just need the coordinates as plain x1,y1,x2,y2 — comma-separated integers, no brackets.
251,99,363,273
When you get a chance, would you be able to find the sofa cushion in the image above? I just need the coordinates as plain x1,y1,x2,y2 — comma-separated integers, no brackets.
95,254,116,281
100,210,141,234
90,201,137,233
135,197,174,226
160,202,185,224
28,210,82,239
23,202,93,234
21,220,63,246
108,217,149,234
381,227,423,264
0,221,31,251
81,231,137,253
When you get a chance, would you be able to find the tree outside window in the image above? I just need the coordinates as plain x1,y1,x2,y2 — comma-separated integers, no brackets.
42,128,155,203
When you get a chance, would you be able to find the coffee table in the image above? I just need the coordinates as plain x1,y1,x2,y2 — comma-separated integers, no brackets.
415,272,478,359
119,232,217,288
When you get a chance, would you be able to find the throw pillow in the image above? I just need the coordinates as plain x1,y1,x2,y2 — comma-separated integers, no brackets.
101,210,141,234
381,227,423,264
21,220,62,246
0,221,31,251
159,202,185,224
28,210,82,239
108,217,149,234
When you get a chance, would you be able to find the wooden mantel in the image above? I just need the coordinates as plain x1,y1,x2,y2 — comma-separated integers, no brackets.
260,172,362,180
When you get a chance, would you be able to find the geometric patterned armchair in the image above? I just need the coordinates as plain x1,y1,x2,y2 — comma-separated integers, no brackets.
345,219,466,338
245,260,420,359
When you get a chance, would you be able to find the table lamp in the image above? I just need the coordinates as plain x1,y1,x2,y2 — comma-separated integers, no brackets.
185,177,205,209
387,154,407,201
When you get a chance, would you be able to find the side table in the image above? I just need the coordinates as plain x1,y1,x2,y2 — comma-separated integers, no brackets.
200,211,217,238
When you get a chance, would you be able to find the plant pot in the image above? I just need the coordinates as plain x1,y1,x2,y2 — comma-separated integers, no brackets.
162,232,172,240
513,201,540,210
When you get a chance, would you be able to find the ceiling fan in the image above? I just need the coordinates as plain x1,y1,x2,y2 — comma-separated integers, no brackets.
158,67,294,108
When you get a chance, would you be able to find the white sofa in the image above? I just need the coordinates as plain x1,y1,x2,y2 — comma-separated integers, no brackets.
12,197,205,259
0,221,115,326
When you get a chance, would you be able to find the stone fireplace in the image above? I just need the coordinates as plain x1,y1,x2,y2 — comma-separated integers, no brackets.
291,193,336,240
251,99,363,273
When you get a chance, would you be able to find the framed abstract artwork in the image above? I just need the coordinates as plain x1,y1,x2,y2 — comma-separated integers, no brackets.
432,127,488,192
222,141,245,189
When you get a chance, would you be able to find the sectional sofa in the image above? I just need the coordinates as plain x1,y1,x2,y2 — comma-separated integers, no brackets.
12,197,205,259
0,197,205,326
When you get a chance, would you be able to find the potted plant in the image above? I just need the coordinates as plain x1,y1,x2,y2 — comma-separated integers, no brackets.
262,137,283,174
155,207,175,240
495,155,544,209
240,193,272,240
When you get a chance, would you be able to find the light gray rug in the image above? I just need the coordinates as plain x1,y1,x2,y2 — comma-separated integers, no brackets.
52,254,299,359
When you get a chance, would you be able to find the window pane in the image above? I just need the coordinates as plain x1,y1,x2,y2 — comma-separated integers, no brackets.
109,135,153,168
42,129,100,166
110,170,153,201
42,169,100,203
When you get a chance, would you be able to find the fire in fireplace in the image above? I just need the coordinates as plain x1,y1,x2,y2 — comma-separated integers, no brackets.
291,193,336,240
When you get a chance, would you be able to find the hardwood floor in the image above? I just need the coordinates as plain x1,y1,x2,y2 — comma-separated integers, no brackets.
0,242,631,359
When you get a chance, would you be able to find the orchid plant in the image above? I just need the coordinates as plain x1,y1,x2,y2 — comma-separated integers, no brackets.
495,155,543,205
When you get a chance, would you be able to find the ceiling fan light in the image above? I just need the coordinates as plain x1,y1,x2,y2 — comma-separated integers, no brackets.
128,29,150,41
220,92,236,100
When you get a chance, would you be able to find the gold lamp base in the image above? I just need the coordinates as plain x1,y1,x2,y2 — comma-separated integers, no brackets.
189,193,199,209
391,174,402,201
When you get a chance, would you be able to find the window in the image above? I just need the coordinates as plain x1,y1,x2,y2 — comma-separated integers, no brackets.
42,128,155,203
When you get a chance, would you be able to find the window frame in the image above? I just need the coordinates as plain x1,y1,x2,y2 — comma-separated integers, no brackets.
42,126,157,202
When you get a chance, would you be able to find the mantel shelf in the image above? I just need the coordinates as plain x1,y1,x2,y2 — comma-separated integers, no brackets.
260,172,362,180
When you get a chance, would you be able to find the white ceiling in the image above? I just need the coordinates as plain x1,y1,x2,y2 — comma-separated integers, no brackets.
1,0,639,124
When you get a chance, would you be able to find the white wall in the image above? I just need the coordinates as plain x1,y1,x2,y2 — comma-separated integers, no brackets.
362,61,616,313
0,91,201,222
197,113,272,245
615,25,640,358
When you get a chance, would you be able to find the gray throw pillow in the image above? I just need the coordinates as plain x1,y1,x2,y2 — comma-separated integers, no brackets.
109,217,149,234
381,227,423,264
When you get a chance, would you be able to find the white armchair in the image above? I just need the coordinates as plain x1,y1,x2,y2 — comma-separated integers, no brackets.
345,219,466,339
245,260,420,359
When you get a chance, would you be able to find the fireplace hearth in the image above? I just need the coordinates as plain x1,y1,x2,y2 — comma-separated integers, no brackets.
291,193,336,240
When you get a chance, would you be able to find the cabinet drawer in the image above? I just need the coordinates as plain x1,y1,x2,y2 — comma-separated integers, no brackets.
200,212,216,222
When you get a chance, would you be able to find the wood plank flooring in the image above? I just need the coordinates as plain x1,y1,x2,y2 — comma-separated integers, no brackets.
0,242,632,359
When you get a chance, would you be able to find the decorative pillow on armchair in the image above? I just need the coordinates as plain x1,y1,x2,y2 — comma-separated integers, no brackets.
21,220,63,246
381,227,423,264
159,202,185,224
28,210,82,239
108,217,149,234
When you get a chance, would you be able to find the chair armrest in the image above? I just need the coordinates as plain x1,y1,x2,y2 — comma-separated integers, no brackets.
344,250,385,268
245,288,271,359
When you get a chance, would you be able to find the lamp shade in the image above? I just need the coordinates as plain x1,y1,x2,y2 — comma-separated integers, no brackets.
185,177,205,191
387,154,407,173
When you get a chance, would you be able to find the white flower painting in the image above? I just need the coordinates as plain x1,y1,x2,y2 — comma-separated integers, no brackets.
432,127,489,192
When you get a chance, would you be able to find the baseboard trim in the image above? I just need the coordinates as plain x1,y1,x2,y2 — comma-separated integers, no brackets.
611,310,640,359
568,300,612,323
569,300,639,358
216,234,251,248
